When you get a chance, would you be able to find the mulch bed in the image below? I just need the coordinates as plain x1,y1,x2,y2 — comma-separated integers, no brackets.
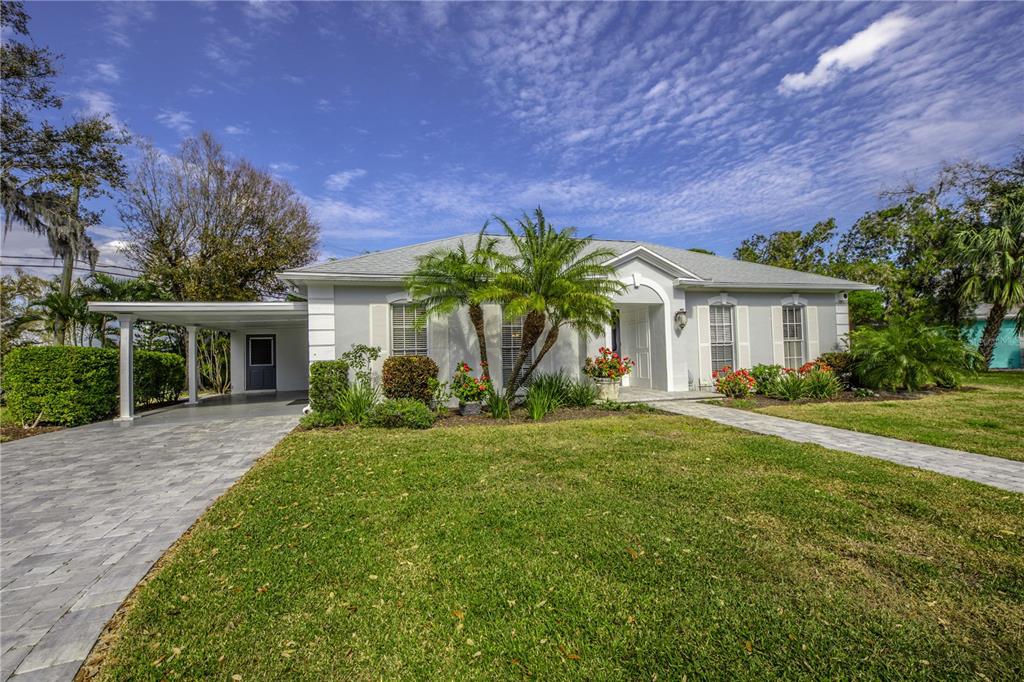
0,424,64,442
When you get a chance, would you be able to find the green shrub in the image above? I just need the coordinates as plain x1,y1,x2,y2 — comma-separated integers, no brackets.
526,371,573,405
564,379,599,407
803,367,842,399
135,350,186,403
382,355,438,403
308,359,350,413
850,320,983,391
818,351,856,388
299,410,344,428
361,398,436,429
1,346,184,426
525,382,561,420
750,364,784,394
767,371,806,401
337,381,378,425
485,389,511,419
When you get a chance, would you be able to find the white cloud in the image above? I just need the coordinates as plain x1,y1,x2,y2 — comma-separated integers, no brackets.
224,125,250,135
92,62,121,84
77,90,118,119
103,2,155,48
243,0,297,25
269,162,298,173
779,13,915,94
324,169,367,191
205,31,252,74
307,196,388,230
156,109,194,135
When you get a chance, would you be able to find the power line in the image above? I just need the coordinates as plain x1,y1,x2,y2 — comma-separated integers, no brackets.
0,254,142,272
0,261,141,279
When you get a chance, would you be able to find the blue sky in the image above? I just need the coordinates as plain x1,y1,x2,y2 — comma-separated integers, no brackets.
4,1,1023,274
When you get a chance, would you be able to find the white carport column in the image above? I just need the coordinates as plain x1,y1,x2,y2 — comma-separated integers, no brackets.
186,325,200,405
117,315,135,421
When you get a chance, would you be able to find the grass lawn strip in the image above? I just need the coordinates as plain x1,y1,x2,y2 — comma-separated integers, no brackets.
729,372,1024,462
91,414,1023,680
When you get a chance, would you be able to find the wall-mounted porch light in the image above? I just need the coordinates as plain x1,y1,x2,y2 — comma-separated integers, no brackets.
674,308,688,331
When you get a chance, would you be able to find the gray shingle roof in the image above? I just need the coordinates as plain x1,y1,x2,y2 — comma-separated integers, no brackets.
283,233,872,290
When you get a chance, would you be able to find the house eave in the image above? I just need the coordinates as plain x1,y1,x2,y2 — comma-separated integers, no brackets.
674,280,876,291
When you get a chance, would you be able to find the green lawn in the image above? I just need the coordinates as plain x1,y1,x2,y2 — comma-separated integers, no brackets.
750,372,1024,461
93,414,1023,680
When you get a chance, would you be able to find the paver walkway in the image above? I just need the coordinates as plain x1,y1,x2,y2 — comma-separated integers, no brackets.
1,395,303,681
654,400,1024,493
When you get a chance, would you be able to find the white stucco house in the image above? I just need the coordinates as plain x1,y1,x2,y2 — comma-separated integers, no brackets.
89,234,872,419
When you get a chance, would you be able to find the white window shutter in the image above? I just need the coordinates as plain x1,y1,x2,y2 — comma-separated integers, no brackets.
428,315,448,378
369,303,389,377
771,305,785,365
695,305,711,385
806,305,820,361
736,305,751,368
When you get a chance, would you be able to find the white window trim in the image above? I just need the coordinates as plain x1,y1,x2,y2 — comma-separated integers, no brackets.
781,293,807,307
708,292,738,306
390,302,429,356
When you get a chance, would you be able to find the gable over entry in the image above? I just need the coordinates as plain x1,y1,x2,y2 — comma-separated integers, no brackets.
87,302,308,421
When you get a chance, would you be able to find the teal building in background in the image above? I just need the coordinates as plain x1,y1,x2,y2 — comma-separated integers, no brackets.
965,305,1023,369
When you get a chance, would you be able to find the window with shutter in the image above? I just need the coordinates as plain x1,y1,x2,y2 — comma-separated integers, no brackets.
391,304,428,356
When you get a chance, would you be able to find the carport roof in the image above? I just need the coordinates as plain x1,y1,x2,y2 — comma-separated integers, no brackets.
87,301,308,330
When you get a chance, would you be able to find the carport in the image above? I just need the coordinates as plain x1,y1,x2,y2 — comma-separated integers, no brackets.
87,301,309,421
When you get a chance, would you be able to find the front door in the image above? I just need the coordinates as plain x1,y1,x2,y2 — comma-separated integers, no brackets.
246,335,276,391
621,307,651,388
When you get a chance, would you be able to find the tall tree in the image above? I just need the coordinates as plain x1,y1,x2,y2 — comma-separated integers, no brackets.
734,218,838,274
1,2,129,343
121,134,319,301
482,209,624,399
406,228,499,369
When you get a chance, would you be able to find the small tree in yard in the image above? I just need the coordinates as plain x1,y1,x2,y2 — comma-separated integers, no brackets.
406,227,499,368
483,209,625,400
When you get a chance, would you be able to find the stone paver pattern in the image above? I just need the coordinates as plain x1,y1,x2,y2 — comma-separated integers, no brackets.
1,399,301,681
654,400,1024,494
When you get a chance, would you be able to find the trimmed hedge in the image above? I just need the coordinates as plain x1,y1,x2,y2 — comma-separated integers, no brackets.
1,346,185,426
382,355,438,403
361,398,436,429
309,359,350,413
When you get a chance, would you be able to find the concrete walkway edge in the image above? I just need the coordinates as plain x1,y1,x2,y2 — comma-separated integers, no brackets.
652,400,1024,494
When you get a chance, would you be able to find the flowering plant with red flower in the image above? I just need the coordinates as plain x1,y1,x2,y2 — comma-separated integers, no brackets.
712,365,756,398
798,359,832,375
451,362,491,403
583,346,635,380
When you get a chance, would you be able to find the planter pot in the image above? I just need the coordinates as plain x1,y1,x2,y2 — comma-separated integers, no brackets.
594,378,621,400
459,401,482,416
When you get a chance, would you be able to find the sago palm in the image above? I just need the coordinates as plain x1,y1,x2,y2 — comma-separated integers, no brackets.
406,227,499,369
483,209,625,399
957,199,1024,366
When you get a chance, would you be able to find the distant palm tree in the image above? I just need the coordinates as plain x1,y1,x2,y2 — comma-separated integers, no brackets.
82,272,161,346
406,227,500,369
483,209,625,399
23,285,93,346
958,199,1024,366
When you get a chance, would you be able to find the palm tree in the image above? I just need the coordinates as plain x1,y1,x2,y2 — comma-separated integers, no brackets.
406,227,499,369
23,284,93,346
483,209,625,400
81,272,161,346
957,199,1024,366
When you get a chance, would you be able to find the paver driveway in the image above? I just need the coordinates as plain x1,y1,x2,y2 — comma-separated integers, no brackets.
0,394,304,681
